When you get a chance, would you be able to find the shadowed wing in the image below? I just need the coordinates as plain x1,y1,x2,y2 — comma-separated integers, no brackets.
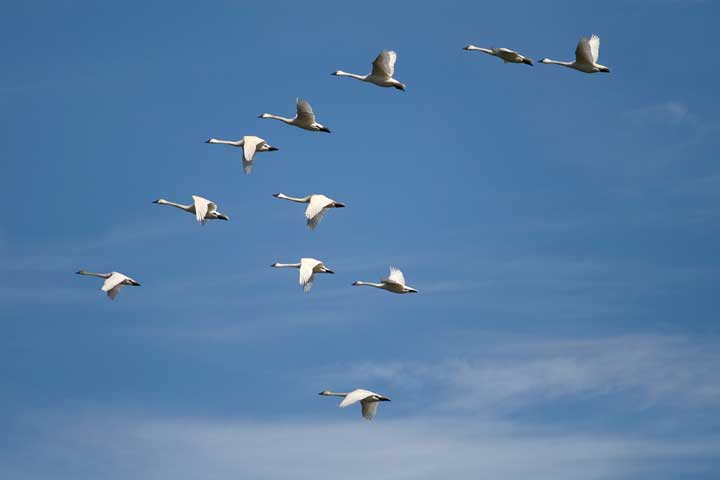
299,258,321,292
371,50,397,78
361,400,379,420
296,98,316,123
305,195,334,230
575,36,595,65
192,195,215,225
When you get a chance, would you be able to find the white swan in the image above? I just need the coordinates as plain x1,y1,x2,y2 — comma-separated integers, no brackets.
152,195,229,225
272,193,346,230
318,389,391,420
76,270,141,300
463,45,533,65
271,258,334,292
205,136,279,174
539,35,610,73
352,266,418,294
259,98,331,133
331,50,406,90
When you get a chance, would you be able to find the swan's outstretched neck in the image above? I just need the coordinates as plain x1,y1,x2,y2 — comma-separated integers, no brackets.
206,138,241,146
464,45,492,54
540,58,574,67
352,281,384,288
332,71,366,81
152,199,190,210
272,193,311,203
76,270,109,278
318,390,348,397
271,262,302,268
259,113,294,124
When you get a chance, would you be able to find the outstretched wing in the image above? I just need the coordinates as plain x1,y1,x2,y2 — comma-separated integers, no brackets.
305,195,334,230
242,136,264,164
371,50,397,78
101,272,127,299
588,34,600,63
296,98,316,123
361,400,379,420
384,266,406,285
574,36,595,65
338,389,373,408
300,258,321,292
192,195,212,225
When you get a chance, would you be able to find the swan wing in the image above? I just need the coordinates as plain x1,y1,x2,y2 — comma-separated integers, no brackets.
361,400,379,420
192,195,212,224
588,34,600,63
371,50,396,78
300,258,321,292
338,389,373,408
242,159,253,175
101,272,127,293
574,36,595,65
242,136,264,163
385,266,406,286
107,284,124,300
296,98,316,123
305,195,333,230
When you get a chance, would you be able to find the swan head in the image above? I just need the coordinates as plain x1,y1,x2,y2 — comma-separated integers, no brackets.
152,199,167,204
330,71,342,76
75,270,87,275
522,58,534,66
318,390,332,396
258,113,270,119
205,138,215,143
462,45,474,50
539,58,550,64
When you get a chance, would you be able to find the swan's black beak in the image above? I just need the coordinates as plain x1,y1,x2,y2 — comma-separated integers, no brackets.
330,72,339,76
205,139,212,143
268,146,279,151
272,193,280,198
258,114,264,118
75,270,82,274
152,199,160,204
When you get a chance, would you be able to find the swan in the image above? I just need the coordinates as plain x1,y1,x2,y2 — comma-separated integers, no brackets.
271,258,334,292
352,266,418,294
539,35,610,73
318,389,391,420
205,136,279,175
272,193,346,230
331,50,406,90
152,195,229,225
76,270,141,300
259,98,331,133
463,45,533,65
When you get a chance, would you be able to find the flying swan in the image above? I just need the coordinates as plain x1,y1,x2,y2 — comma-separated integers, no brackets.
318,389,391,420
76,270,141,300
271,258,334,292
205,136,279,175
259,98,331,133
272,193,346,230
539,35,610,73
152,195,230,225
332,50,406,90
463,45,533,65
352,266,418,294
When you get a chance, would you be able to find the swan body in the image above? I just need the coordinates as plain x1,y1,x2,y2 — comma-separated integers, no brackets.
539,35,610,73
271,258,334,292
463,45,533,65
205,136,279,175
259,98,331,133
352,266,418,294
152,195,229,225
272,193,346,230
76,270,141,300
332,50,406,90
318,389,391,420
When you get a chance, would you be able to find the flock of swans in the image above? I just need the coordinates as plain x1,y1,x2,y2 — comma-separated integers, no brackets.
75,34,610,419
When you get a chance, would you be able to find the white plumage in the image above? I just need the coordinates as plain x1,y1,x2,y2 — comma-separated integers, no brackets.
272,193,346,230
205,135,279,174
76,270,141,300
463,45,533,65
352,266,419,294
152,195,230,224
332,50,406,90
259,98,331,133
271,258,335,292
319,389,392,420
539,35,610,73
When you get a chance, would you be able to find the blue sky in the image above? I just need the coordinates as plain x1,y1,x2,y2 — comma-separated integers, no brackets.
1,0,720,478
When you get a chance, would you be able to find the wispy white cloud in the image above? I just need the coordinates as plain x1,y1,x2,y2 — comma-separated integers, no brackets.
317,335,720,414
5,412,718,480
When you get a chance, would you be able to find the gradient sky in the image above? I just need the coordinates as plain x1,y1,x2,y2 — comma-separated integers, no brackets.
2,1,720,479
